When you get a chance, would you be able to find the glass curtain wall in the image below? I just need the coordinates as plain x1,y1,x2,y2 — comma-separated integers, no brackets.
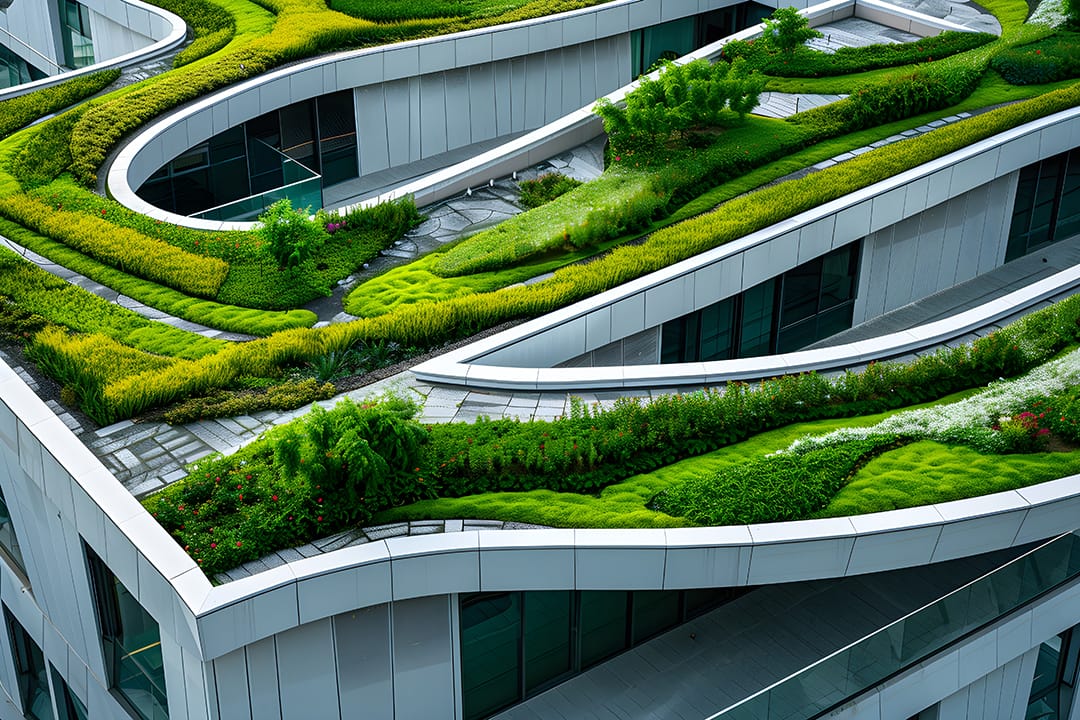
1006,147,1080,262
630,2,773,77
137,90,357,218
661,242,860,363
86,547,168,720
4,607,54,720
461,588,747,719
59,0,94,69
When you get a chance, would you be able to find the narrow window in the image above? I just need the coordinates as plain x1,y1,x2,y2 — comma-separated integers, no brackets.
4,607,54,720
85,547,168,720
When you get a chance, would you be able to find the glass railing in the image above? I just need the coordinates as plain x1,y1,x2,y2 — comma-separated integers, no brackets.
193,140,322,222
708,532,1080,720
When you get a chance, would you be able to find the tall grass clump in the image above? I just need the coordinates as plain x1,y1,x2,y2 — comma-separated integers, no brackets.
0,70,119,141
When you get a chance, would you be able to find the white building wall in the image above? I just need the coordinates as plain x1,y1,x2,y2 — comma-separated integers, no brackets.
88,6,155,63
354,36,629,176
936,647,1039,720
852,173,1019,325
0,0,65,74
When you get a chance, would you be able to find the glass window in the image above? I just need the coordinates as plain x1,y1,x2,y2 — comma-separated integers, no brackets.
51,666,88,720
461,593,521,720
317,91,358,186
780,256,822,328
739,279,776,358
4,607,54,720
578,591,629,669
523,592,572,693
630,591,680,644
1055,148,1080,240
0,485,26,576
699,298,735,362
279,101,317,171
86,547,168,720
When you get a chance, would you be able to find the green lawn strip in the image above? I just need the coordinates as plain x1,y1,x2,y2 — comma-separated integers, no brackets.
0,246,225,360
0,218,316,335
819,440,1080,516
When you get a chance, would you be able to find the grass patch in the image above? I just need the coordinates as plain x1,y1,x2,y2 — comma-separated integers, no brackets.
820,440,1080,515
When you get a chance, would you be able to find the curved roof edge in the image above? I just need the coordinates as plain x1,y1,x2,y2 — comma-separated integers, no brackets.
0,0,186,102
412,107,1080,391
105,0,972,230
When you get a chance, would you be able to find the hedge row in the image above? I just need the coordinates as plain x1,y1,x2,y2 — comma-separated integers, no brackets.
148,0,237,67
0,70,119,142
0,194,229,298
721,31,996,77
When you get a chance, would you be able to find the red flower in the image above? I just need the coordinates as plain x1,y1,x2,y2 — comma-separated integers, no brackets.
317,516,323,522
210,542,217,549
236,541,242,547
272,495,278,502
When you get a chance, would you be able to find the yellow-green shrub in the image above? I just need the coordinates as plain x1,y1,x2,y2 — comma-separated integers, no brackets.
0,194,229,298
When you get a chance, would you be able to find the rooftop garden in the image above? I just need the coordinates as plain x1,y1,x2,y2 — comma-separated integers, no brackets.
0,0,1078,574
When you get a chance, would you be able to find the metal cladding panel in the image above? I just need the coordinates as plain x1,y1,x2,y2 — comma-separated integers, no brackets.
392,596,455,719
276,619,341,720
335,605,393,718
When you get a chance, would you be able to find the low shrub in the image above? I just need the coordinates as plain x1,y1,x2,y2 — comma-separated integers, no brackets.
257,198,328,268
990,32,1080,84
722,31,996,77
9,108,85,189
0,70,119,141
152,0,237,67
162,377,336,423
789,64,984,138
761,7,821,53
0,194,229,298
0,218,316,337
650,435,899,524
0,246,224,359
144,395,434,573
518,173,583,209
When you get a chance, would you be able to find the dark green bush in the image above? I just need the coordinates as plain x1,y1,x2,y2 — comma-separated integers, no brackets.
789,64,984,138
594,58,764,155
722,31,995,77
650,435,899,524
518,173,584,209
761,7,821,53
990,32,1080,85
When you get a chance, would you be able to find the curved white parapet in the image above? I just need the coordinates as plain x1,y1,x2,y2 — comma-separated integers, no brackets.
105,0,972,230
5,334,1080,663
0,0,186,102
412,106,1080,391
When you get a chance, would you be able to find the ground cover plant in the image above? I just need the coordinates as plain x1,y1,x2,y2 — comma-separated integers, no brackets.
517,173,583,209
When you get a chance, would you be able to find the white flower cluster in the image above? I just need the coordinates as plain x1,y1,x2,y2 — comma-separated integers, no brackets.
1029,0,1068,27
782,348,1080,454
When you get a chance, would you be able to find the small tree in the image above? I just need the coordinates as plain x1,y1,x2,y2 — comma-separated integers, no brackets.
762,7,822,53
594,58,764,154
256,198,328,269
